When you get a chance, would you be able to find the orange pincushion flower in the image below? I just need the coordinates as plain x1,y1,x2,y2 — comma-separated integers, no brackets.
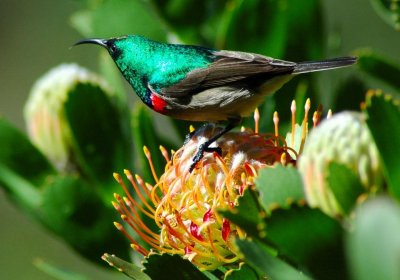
112,101,316,270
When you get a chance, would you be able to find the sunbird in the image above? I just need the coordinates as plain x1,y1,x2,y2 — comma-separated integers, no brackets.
75,35,356,171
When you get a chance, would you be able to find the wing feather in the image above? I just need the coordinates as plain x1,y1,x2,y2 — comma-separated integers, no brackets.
158,50,296,96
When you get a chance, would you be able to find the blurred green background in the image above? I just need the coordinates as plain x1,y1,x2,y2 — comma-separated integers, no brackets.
0,0,399,279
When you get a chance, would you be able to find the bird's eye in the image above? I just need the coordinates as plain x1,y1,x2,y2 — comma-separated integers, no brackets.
106,40,121,58
110,45,117,53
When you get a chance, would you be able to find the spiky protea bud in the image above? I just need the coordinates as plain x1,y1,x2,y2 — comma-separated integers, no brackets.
298,111,383,217
24,64,111,171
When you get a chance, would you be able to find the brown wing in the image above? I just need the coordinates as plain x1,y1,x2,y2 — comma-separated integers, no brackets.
158,50,296,97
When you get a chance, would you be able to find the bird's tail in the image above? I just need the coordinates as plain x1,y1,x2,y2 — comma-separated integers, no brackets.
293,56,357,74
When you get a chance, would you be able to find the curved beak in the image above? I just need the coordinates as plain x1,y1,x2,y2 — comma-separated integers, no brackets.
73,38,108,48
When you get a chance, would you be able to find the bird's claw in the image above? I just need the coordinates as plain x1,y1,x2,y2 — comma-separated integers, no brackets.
205,146,222,156
189,143,222,173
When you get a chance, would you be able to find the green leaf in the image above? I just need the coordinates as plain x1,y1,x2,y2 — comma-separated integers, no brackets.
131,103,172,184
370,0,400,31
333,76,368,112
256,165,305,212
364,91,400,199
236,239,313,280
143,253,211,280
151,0,226,45
219,188,266,239
266,206,347,280
40,175,130,264
346,196,400,280
355,49,400,89
0,164,42,211
70,0,166,41
0,118,55,210
215,0,289,56
327,163,364,215
0,117,55,186
224,263,259,280
102,254,151,280
285,0,324,60
64,82,132,201
34,259,89,280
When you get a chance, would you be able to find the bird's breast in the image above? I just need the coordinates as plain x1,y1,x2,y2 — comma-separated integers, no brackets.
156,86,259,122
149,75,293,122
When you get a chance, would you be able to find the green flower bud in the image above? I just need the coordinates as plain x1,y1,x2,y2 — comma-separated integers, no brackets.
298,112,383,217
24,64,111,172
20,64,132,262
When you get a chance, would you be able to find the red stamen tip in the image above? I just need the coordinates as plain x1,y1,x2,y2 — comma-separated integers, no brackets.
190,221,204,241
203,209,213,222
184,245,193,255
222,219,231,241
244,162,254,176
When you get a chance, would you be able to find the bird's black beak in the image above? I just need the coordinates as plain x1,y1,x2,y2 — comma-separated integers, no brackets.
73,38,108,48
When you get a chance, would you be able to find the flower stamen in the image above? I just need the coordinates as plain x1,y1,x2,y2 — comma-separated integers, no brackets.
113,195,159,247
291,100,296,147
143,146,159,183
159,145,170,162
113,222,149,256
254,108,260,134
114,172,154,216
273,111,279,145
300,98,311,154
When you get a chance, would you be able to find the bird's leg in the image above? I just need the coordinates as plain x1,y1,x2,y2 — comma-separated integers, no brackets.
189,118,241,172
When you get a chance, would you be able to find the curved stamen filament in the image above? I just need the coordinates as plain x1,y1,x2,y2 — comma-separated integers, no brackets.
114,222,149,256
113,195,158,241
114,172,155,216
143,146,159,183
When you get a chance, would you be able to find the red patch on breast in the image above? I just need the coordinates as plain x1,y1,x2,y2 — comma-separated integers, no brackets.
150,93,167,113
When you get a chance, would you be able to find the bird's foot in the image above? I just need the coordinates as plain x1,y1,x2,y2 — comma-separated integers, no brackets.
187,119,240,173
189,143,222,173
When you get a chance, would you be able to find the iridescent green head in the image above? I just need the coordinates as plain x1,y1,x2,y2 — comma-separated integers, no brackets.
74,35,161,101
74,35,175,76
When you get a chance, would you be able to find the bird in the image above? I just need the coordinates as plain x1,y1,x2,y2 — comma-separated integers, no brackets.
74,35,356,171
